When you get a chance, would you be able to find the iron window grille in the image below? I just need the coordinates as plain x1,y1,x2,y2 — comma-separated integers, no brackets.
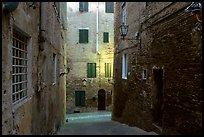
12,30,28,104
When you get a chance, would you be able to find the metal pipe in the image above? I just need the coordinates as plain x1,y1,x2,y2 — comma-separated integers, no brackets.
96,2,99,53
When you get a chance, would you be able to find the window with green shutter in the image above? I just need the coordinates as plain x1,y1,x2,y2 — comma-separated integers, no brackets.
87,63,96,78
75,91,85,106
79,2,88,12
105,63,111,78
79,29,88,43
103,32,109,43
105,2,114,13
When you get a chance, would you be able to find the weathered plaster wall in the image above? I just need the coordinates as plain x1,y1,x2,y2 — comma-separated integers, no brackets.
2,2,67,135
66,2,114,113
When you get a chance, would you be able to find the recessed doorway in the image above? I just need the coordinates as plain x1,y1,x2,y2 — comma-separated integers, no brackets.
98,89,106,110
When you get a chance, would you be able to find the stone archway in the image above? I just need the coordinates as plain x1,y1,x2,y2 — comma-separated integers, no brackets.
98,89,106,110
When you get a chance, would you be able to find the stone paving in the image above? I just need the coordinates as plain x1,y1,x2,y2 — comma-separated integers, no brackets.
57,111,158,135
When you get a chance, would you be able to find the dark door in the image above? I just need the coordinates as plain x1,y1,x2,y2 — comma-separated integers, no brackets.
152,69,163,127
98,89,105,110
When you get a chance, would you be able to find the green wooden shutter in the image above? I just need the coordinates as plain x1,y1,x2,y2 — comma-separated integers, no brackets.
84,30,88,43
79,29,88,43
79,2,83,11
81,91,85,106
79,2,88,12
103,32,109,43
79,30,83,43
92,63,96,78
87,63,91,77
84,2,88,12
105,63,111,77
87,63,96,78
75,91,85,106
75,91,80,106
106,2,114,13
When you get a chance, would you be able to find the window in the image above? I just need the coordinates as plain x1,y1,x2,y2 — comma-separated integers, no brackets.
142,69,147,80
105,2,114,13
103,32,109,43
53,53,57,84
87,63,96,78
75,91,85,106
79,29,88,43
105,63,111,78
12,30,28,104
122,2,127,25
122,52,128,79
79,2,88,12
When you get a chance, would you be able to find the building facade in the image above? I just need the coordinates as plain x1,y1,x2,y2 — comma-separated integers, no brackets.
66,2,114,113
113,2,202,135
2,2,68,134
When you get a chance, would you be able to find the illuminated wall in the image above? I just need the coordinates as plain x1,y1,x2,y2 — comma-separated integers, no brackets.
66,2,114,113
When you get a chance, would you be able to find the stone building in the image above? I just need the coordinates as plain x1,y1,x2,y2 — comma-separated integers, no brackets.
66,2,114,113
112,2,202,135
2,2,68,134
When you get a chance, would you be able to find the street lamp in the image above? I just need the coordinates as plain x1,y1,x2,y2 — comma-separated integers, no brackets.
119,23,141,41
185,2,202,13
119,23,129,40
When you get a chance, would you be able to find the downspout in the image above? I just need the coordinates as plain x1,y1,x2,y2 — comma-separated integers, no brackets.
96,3,101,87
96,2,99,53
39,2,46,49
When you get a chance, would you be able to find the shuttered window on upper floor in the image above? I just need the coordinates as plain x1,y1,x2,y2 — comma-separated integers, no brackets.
105,2,114,13
79,29,88,43
87,63,96,78
79,2,88,12
103,32,109,43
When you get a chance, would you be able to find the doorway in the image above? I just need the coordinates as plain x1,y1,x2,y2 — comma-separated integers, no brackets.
98,89,106,110
152,69,163,127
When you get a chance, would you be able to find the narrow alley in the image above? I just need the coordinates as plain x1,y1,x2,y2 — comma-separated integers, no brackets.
2,2,202,135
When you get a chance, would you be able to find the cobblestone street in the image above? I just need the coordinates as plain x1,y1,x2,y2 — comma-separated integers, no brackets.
57,111,157,135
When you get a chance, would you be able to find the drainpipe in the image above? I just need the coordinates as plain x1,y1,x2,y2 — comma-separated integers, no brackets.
39,2,46,50
96,2,101,87
96,2,99,53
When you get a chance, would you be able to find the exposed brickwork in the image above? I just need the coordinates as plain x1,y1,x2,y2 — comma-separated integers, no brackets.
112,2,202,135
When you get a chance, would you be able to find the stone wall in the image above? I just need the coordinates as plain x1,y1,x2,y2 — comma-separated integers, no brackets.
112,2,202,135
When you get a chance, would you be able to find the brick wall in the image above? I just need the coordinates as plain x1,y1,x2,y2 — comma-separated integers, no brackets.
112,2,202,135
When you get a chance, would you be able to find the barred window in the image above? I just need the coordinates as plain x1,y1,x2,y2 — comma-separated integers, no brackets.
12,30,28,104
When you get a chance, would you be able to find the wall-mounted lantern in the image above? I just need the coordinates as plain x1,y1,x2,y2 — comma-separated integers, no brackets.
185,2,202,31
82,78,87,87
185,2,202,13
119,23,129,40
119,23,141,41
